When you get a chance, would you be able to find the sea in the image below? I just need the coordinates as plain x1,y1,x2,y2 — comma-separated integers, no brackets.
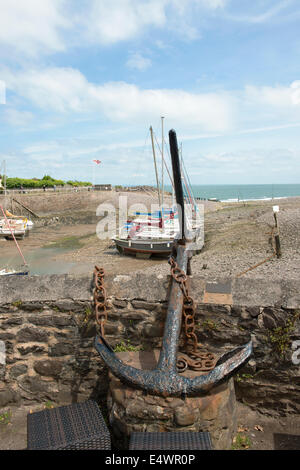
166,184,300,202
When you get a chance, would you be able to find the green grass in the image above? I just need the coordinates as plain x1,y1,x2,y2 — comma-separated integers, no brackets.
231,433,252,450
0,410,12,425
43,232,95,250
81,307,93,325
114,340,140,352
202,319,219,330
268,314,299,357
235,373,254,383
44,401,55,409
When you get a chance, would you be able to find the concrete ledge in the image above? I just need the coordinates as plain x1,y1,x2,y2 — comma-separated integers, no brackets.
0,274,299,308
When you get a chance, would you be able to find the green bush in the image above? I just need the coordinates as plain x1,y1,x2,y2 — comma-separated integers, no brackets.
66,180,92,187
5,176,91,189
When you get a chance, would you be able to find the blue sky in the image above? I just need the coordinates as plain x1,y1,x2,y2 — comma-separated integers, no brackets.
0,0,300,185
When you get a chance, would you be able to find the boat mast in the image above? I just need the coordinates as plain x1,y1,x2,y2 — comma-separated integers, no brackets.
1,159,7,211
150,126,162,215
161,116,164,216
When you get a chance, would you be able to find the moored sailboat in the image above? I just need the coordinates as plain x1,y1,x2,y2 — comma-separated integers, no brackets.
113,122,203,258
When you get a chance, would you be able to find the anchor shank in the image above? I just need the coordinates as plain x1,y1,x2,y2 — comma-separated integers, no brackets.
157,244,190,372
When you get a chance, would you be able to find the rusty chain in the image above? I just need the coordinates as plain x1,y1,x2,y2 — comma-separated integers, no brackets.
93,259,217,372
169,253,217,373
93,265,108,338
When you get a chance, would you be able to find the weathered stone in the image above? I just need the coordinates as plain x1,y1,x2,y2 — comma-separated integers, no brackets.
52,315,75,327
0,364,5,380
246,307,261,318
17,326,49,343
0,332,14,340
230,306,243,317
28,314,74,328
9,363,28,378
28,315,55,327
131,300,157,311
143,323,164,338
112,300,127,308
21,302,44,311
54,329,77,339
103,322,121,335
0,388,20,407
121,310,148,321
111,388,124,405
18,345,46,356
51,300,83,312
168,398,185,409
34,359,63,378
1,316,23,328
174,408,195,426
49,342,74,357
19,376,59,399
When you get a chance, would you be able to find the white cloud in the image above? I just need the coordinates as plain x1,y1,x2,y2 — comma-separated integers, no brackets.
3,66,234,132
84,0,227,45
85,0,167,45
0,0,69,56
224,1,295,24
126,53,152,71
0,0,229,59
0,80,6,104
245,81,300,108
3,108,34,127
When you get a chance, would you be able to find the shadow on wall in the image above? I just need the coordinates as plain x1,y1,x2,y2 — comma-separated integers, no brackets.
273,433,300,450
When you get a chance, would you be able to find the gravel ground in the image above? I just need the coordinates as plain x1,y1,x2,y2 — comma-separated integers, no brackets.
137,197,300,281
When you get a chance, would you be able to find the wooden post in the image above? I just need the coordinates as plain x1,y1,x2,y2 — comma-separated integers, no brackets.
273,207,281,258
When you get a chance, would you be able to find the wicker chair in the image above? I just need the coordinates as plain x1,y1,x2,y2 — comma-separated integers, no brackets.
27,400,111,450
129,431,213,450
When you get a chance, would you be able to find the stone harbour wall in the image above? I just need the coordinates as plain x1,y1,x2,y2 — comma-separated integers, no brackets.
0,274,299,417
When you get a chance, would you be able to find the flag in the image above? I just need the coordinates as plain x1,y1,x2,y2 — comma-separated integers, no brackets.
93,159,101,165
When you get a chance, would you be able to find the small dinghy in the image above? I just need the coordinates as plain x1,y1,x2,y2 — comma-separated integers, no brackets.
0,204,29,276
0,267,29,276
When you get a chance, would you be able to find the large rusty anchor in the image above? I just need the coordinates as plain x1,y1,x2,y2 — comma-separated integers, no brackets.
95,129,252,396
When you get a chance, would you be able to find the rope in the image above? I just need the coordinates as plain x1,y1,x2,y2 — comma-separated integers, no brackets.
235,226,277,278
0,205,28,266
235,253,276,278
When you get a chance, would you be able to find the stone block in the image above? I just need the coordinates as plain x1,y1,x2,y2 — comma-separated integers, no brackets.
0,388,20,407
34,359,63,378
174,408,195,426
17,326,49,343
131,300,158,311
9,363,28,378
48,342,74,357
17,345,46,356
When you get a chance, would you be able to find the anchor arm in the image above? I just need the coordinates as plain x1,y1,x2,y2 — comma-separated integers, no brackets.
95,336,252,396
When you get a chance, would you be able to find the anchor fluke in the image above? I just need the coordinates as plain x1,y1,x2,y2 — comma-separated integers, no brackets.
95,337,252,396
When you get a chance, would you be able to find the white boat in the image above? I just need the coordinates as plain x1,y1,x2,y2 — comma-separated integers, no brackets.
0,217,27,239
5,210,34,231
0,267,29,276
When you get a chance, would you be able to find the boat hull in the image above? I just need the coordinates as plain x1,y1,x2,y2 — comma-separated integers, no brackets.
113,238,174,256
0,270,29,276
113,230,204,258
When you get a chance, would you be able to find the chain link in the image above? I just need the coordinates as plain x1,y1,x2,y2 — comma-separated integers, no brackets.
169,252,218,373
93,265,108,338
